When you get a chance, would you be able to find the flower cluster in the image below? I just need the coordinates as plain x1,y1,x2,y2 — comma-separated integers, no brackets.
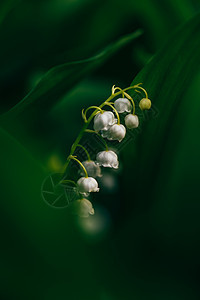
61,84,151,217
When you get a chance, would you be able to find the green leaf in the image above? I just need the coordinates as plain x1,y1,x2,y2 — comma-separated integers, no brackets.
122,14,200,226
108,14,200,298
128,12,200,173
0,29,142,124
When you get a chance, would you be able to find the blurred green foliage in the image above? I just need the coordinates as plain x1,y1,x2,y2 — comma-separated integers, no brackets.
1,0,200,299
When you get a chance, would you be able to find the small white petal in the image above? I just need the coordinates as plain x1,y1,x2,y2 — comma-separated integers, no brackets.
114,98,132,113
94,111,117,131
71,199,95,218
103,124,126,142
81,161,102,178
77,177,99,195
96,150,119,169
125,114,139,129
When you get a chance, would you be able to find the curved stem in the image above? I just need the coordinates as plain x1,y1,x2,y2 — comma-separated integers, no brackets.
123,91,136,114
61,84,146,176
113,86,125,97
85,129,108,150
60,179,77,186
124,84,148,99
111,85,116,95
135,86,148,98
82,109,87,123
76,144,91,161
84,106,104,122
68,155,88,178
102,102,120,125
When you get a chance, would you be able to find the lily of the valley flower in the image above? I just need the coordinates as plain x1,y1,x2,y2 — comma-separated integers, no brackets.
77,177,99,196
96,150,119,169
102,124,126,142
125,114,139,129
82,160,102,178
61,84,151,219
72,198,94,218
139,98,151,110
114,98,132,113
94,111,117,131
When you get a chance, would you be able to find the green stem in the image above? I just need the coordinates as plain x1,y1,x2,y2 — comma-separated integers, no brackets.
102,102,120,125
61,84,145,176
60,179,77,186
123,91,136,114
85,129,108,150
76,144,91,161
67,155,88,178
137,86,148,98
113,86,125,98
83,106,104,122
125,85,148,98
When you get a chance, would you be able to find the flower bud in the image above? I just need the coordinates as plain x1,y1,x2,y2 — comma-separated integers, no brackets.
71,199,94,218
96,150,119,169
114,98,132,113
139,98,151,110
94,111,117,131
125,114,139,129
102,124,126,142
77,177,99,196
82,160,102,178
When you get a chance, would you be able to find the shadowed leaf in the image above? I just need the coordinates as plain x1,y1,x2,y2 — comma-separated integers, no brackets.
0,29,142,123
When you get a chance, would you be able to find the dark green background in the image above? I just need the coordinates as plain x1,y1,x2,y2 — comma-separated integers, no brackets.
1,0,200,299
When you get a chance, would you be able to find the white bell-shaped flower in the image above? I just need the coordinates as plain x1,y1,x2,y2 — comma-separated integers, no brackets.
94,111,117,131
114,98,132,113
77,176,99,196
102,124,126,142
125,114,139,129
72,199,94,218
81,160,102,178
96,150,119,169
